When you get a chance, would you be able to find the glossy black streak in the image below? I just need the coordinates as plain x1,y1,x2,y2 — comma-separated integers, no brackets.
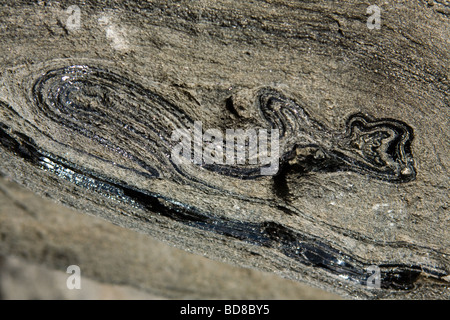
32,65,415,182
0,64,425,290
0,124,432,290
257,88,416,182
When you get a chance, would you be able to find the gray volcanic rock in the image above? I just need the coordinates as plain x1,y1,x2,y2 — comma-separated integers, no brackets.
0,176,340,299
0,0,448,299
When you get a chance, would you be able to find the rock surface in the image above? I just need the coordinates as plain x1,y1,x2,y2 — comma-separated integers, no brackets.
0,176,339,299
0,1,448,299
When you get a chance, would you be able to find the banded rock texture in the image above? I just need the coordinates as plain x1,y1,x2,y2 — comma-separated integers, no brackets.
0,0,449,298
0,176,340,300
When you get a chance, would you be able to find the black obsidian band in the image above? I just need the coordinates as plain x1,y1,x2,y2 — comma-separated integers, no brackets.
0,64,435,292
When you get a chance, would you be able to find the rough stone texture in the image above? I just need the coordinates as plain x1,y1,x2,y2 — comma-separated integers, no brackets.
0,1,448,299
0,176,339,299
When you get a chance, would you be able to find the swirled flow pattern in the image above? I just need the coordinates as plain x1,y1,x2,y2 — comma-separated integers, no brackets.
0,64,434,291
31,65,415,183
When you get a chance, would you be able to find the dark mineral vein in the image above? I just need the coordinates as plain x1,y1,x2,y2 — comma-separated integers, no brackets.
0,111,440,291
32,65,415,182
0,63,436,291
